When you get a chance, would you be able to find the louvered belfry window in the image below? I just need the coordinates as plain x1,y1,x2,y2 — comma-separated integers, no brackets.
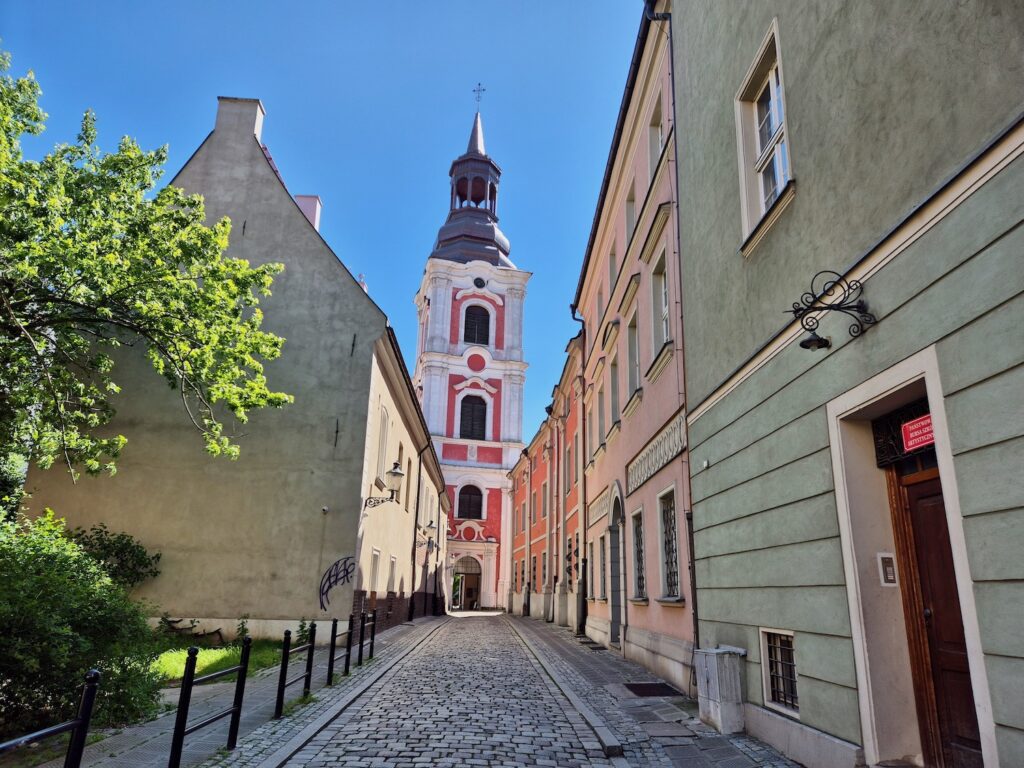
460,395,487,440
458,485,483,519
464,305,490,345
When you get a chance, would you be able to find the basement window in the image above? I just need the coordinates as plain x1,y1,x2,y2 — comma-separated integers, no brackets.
761,629,800,716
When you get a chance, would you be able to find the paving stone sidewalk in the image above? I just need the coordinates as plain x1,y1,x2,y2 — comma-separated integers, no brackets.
39,616,441,768
509,617,801,768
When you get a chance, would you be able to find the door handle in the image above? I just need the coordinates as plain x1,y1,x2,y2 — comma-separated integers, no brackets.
923,607,933,622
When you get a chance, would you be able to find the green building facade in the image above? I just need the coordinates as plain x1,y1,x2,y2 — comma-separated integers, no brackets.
668,2,1024,766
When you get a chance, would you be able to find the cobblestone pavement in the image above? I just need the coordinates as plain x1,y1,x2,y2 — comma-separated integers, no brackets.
510,617,800,768
286,615,615,768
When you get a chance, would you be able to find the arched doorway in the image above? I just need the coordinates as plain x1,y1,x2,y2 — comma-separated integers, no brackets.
609,496,624,645
454,555,482,610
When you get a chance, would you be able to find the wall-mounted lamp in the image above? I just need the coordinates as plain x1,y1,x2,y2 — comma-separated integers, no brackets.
787,270,877,351
364,462,405,509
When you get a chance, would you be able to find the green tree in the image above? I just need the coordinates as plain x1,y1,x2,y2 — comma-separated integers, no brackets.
0,51,292,479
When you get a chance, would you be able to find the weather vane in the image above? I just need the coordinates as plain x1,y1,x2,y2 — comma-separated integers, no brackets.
473,82,486,105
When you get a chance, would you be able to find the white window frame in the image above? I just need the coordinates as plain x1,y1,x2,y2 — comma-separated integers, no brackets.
760,627,801,719
651,252,670,351
370,548,381,594
648,92,664,185
735,18,793,240
454,388,493,442
455,482,486,520
459,299,496,349
627,313,640,395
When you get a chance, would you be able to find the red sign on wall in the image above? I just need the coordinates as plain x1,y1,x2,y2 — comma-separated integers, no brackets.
902,414,934,452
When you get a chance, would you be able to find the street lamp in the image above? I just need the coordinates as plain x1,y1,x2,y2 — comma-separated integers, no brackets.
364,462,405,509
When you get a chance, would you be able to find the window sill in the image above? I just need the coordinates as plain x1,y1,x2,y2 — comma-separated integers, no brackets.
596,597,608,604
628,597,649,605
606,421,621,444
623,388,643,419
646,340,674,384
594,443,607,461
739,178,796,259
655,596,686,607
761,701,801,722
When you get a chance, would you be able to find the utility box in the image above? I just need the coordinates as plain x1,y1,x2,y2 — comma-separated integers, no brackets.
695,646,747,734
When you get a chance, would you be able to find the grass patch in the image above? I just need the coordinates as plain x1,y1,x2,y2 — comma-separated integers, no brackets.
152,640,281,686
280,694,316,718
0,732,107,768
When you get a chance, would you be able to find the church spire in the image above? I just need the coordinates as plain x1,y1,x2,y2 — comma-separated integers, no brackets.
467,111,486,156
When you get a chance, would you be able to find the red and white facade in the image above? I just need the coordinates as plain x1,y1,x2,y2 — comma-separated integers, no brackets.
413,113,529,610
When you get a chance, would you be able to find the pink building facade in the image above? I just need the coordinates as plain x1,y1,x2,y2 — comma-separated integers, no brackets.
413,114,529,610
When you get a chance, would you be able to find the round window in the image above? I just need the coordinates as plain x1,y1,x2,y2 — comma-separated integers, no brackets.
473,277,486,289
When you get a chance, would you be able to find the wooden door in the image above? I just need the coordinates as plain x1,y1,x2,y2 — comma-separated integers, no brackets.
900,476,982,767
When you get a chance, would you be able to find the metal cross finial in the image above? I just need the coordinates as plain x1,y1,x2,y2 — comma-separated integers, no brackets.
473,82,486,104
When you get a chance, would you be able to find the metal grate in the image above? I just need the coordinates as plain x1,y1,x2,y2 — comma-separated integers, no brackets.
633,514,647,598
625,682,682,697
660,493,679,597
765,632,799,711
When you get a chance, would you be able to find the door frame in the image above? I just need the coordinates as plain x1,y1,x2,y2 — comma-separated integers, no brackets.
825,346,995,766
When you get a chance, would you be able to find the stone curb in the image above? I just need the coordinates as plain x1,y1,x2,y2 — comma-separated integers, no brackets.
252,617,451,768
504,616,625,759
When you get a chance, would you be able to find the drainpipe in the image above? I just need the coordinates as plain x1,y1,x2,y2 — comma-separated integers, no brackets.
647,0,701,667
570,306,588,636
408,446,427,622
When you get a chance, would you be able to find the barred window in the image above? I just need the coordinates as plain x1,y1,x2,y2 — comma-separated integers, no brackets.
764,631,799,712
633,512,647,599
541,551,547,586
599,536,607,599
464,305,490,345
660,491,679,597
531,555,537,590
459,396,487,440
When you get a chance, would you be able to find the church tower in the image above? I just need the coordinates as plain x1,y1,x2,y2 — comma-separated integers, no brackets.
413,112,529,610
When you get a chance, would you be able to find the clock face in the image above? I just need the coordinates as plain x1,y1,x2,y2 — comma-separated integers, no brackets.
473,277,486,289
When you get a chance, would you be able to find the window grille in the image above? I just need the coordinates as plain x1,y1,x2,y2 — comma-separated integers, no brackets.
633,514,647,598
464,305,490,345
458,485,483,519
459,396,487,440
541,551,547,586
531,555,537,590
660,492,679,597
765,632,799,711
599,537,607,599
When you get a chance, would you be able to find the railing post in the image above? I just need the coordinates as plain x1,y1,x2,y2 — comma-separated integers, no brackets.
63,670,100,768
273,630,292,719
343,614,354,676
168,648,198,768
369,609,378,660
226,637,251,750
357,612,367,666
302,622,317,697
326,618,338,685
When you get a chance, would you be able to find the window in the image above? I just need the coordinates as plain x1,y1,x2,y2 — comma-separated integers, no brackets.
541,550,547,586
608,246,617,292
632,512,647,598
736,22,791,239
599,536,607,599
531,490,537,525
376,407,389,479
597,287,605,322
588,541,595,597
573,433,579,482
660,490,679,597
609,358,620,424
625,183,637,244
387,556,396,593
370,549,381,593
627,314,640,394
587,408,595,460
648,95,664,183
458,485,483,519
762,630,799,714
521,501,526,532
531,555,537,589
564,443,571,494
542,482,548,518
575,533,580,580
460,395,487,440
464,304,490,345
597,386,606,441
652,253,670,350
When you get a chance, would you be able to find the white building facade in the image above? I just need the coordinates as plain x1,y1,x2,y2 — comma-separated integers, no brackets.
413,113,529,610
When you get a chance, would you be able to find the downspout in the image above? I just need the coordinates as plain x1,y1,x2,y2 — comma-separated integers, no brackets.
646,0,700,663
570,306,588,636
546,409,557,623
408,446,427,622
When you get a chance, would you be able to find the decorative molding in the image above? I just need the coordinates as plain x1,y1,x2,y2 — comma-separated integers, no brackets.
618,273,642,315
454,376,497,394
588,488,610,525
646,340,674,384
606,420,621,445
602,320,620,352
739,179,796,259
623,387,643,419
455,286,504,306
639,203,672,265
627,408,686,495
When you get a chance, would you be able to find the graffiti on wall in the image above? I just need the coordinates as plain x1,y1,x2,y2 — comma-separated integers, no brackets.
319,555,355,611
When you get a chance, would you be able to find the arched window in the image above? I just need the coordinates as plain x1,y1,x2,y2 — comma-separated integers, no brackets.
460,395,487,440
464,305,490,345
458,485,483,519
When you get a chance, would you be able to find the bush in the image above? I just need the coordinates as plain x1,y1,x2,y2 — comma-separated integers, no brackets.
68,522,161,588
0,512,161,737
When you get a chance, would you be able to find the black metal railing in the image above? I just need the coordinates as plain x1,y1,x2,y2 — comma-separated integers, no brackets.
325,615,355,684
273,623,317,719
0,671,100,768
356,609,377,666
167,637,252,768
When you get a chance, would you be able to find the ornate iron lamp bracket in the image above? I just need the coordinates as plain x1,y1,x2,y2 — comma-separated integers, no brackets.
787,270,878,342
363,496,392,509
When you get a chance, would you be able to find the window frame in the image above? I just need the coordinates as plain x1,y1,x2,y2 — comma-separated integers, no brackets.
460,300,493,347
632,509,647,599
627,313,641,395
609,356,620,425
456,484,484,520
760,628,800,718
651,252,671,351
657,486,680,599
459,394,488,441
599,535,607,599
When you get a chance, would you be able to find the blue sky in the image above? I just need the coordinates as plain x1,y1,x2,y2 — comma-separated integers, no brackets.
3,2,641,438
